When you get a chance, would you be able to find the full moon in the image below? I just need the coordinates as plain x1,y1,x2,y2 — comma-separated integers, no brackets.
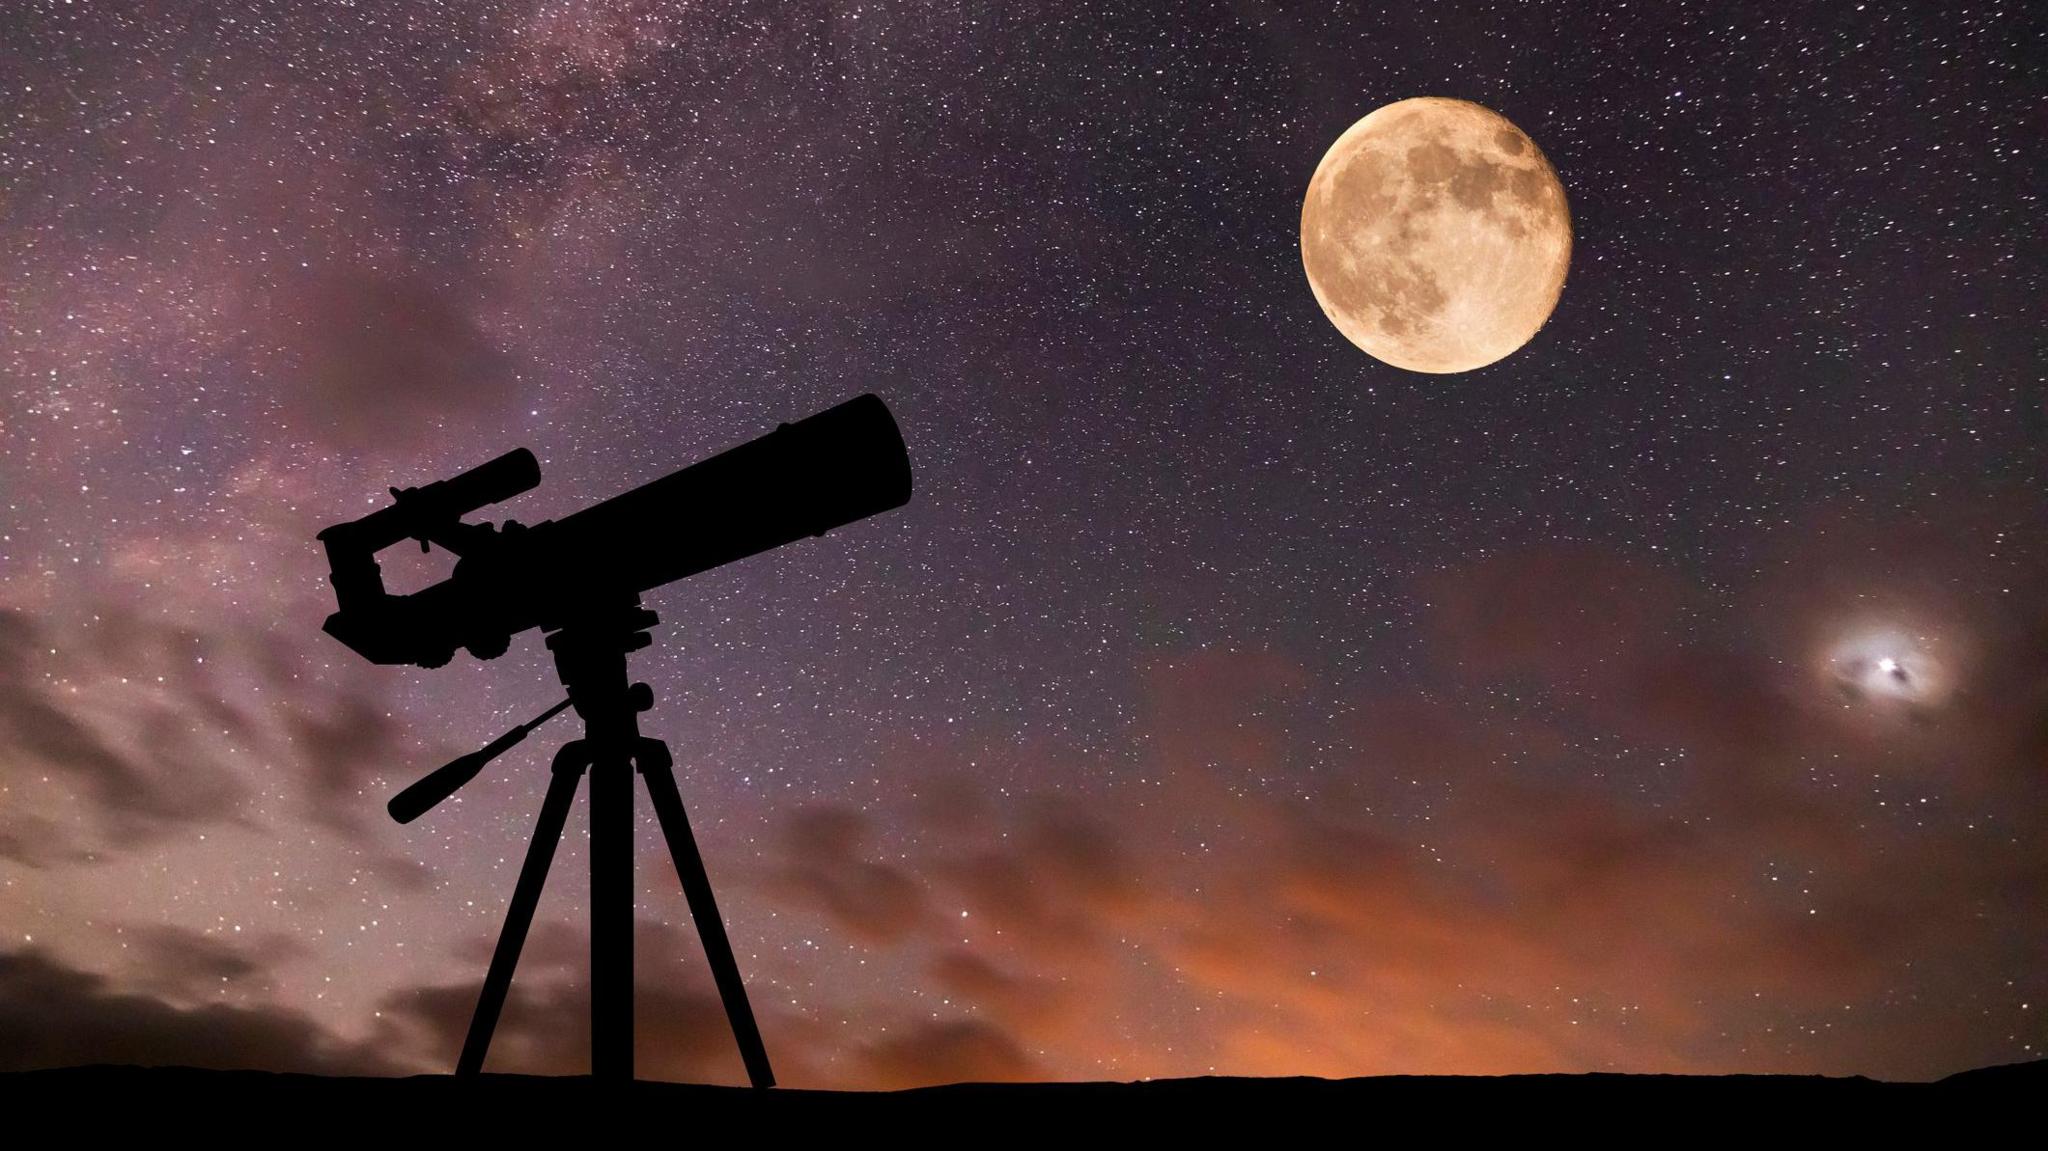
1301,97,1572,374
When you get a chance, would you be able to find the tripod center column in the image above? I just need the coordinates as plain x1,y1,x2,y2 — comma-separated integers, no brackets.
547,603,658,1082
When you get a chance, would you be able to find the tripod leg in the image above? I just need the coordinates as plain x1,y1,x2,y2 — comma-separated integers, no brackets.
636,738,777,1088
588,750,635,1080
456,742,588,1076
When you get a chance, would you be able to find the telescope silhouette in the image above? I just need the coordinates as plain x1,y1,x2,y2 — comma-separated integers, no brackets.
320,393,912,669
315,394,913,1085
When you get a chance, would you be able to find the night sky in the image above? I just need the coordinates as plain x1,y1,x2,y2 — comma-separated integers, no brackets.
1,1,2042,1086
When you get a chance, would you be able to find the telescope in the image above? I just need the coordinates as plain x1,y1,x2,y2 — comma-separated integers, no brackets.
318,392,912,669
315,394,913,1087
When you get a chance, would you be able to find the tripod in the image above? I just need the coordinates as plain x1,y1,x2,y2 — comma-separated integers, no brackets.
455,599,775,1087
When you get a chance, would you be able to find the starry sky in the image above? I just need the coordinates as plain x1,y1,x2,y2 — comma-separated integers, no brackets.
1,0,2042,1086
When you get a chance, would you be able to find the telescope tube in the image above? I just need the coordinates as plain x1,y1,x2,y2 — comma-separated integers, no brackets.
544,393,913,602
318,394,913,665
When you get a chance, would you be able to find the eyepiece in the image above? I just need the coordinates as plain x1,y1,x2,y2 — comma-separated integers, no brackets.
318,447,541,556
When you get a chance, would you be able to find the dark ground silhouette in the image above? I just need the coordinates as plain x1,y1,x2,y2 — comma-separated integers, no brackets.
2,1062,2037,1136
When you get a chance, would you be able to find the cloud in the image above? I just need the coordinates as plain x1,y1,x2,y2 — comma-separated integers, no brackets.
0,811,87,869
0,608,249,844
287,690,410,836
448,918,589,975
258,269,522,451
412,917,1053,1088
1426,543,1688,690
372,975,741,1084
364,853,439,895
384,919,767,1083
118,926,309,1003
927,950,1080,1033
940,796,1144,965
766,806,930,943
0,948,393,1075
852,1019,1044,1089
0,595,439,856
